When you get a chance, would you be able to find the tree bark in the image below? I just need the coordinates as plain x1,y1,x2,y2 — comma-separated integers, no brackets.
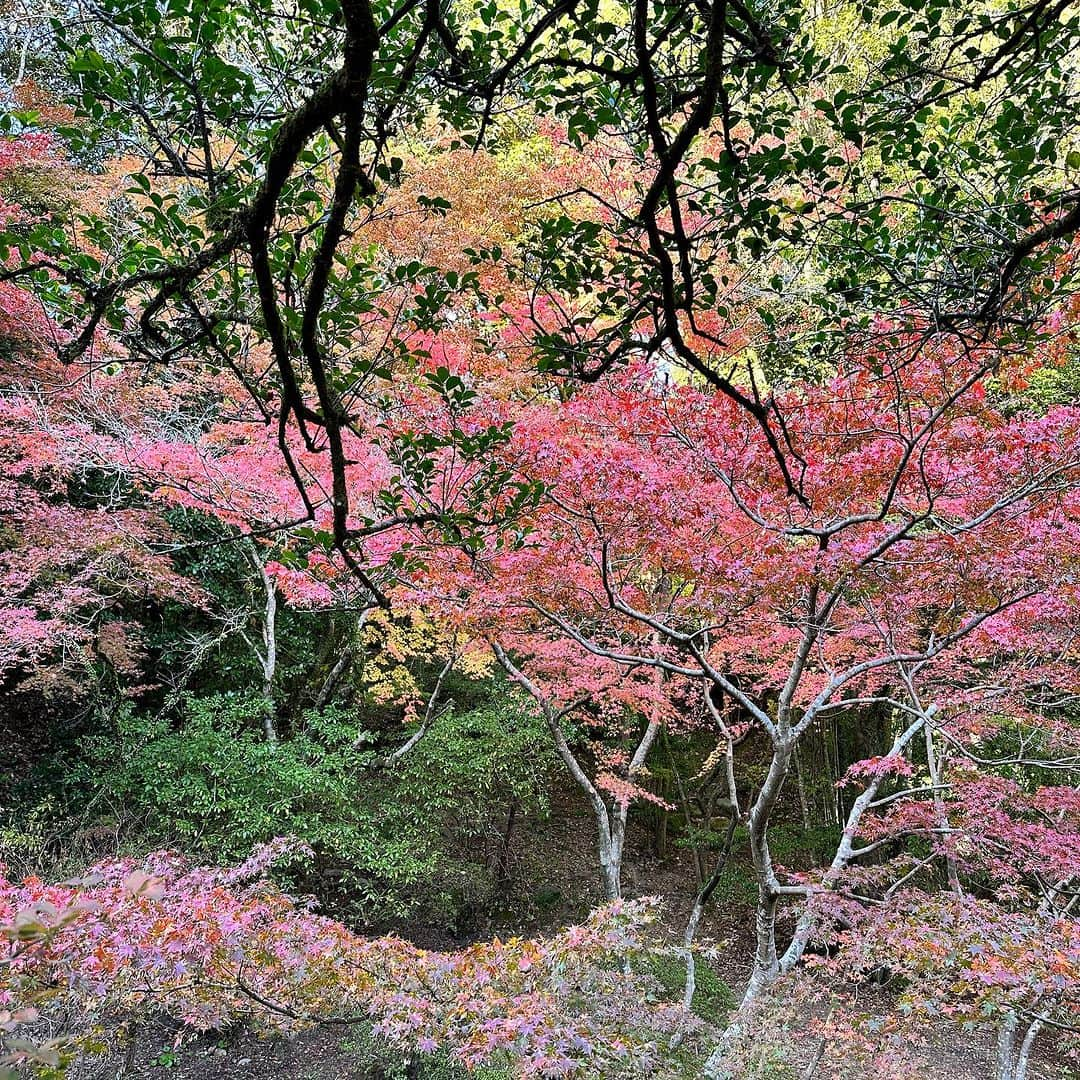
672,811,738,1048
493,797,519,887
998,1012,1019,1080
242,539,279,744
260,562,278,743
924,723,961,892
314,609,370,711
779,715,926,974
997,1011,1046,1080
1014,1015,1044,1080
742,741,793,1003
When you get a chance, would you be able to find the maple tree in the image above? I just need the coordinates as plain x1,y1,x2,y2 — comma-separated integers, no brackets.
822,771,1080,1080
4,0,1080,583
0,134,202,712
397,329,1080,1072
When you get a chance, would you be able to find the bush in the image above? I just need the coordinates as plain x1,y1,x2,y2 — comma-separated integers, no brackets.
710,977,923,1080
57,691,554,928
766,822,843,869
343,1025,512,1080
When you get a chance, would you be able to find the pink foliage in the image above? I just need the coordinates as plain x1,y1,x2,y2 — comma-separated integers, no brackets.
842,893,1079,1034
1,851,689,1077
838,755,916,788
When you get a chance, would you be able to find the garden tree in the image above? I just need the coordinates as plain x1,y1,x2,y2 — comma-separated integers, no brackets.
3,0,1080,599
489,637,746,1025
0,134,202,717
490,637,680,902
829,773,1080,1080
128,427,377,743
1,0,1080,1075
406,336,1080,1023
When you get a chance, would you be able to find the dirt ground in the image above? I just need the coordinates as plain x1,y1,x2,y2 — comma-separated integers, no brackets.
68,1018,1074,1080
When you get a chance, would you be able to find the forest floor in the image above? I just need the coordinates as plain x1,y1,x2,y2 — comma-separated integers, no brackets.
69,1012,1072,1080
66,789,1074,1080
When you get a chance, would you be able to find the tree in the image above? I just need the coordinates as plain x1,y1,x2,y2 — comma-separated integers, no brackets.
4,0,1080,1074
4,0,1080,591
0,133,202,717
406,335,1080,1042
1,844,693,1078
833,775,1080,1080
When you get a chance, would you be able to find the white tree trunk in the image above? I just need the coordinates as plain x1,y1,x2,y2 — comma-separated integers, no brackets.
493,642,665,901
242,539,279,744
1014,1016,1044,1080
260,567,278,742
779,715,926,974
741,741,793,1004
924,723,960,892
998,1013,1019,1080
998,1012,1046,1080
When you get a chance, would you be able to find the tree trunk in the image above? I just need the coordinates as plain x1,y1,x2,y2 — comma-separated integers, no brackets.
654,804,668,858
673,813,738,1045
260,568,278,743
742,741,792,1004
924,724,960,892
242,539,279,745
706,713,926,1077
780,716,926,974
491,643,663,902
1014,1016,1044,1080
998,1013,1019,1080
493,797,519,888
997,1012,1046,1080
599,808,622,900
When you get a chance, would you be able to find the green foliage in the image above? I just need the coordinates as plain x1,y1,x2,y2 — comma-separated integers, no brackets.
151,509,325,699
1004,352,1080,414
77,693,399,862
970,717,1080,790
63,691,553,927
766,823,843,870
0,160,75,220
533,884,564,913
0,797,60,882
394,693,554,839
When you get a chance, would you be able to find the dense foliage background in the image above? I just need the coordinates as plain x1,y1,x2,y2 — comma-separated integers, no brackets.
0,0,1079,1077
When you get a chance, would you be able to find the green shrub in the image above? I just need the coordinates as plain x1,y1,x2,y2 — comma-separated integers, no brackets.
342,1026,511,1080
766,822,842,869
63,691,553,927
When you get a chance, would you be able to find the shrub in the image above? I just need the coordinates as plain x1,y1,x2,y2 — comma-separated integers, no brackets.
54,691,553,928
343,1025,512,1080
